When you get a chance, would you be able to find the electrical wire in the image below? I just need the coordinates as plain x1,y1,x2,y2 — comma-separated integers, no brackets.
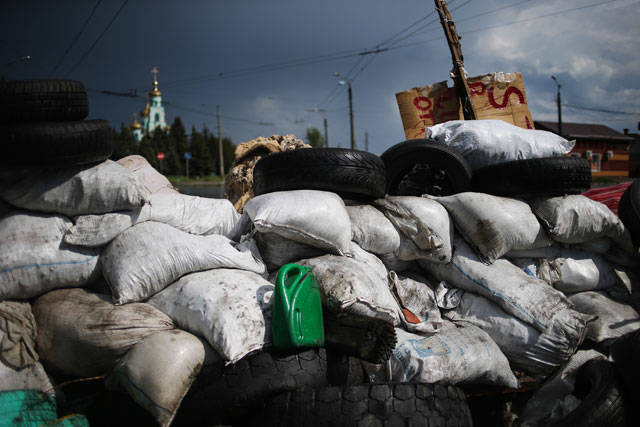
563,104,638,116
64,0,129,77
50,0,102,75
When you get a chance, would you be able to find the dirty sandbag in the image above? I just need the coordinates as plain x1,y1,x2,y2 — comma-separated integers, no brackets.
519,350,606,427
0,301,38,369
419,234,572,332
346,204,400,255
386,325,518,388
444,291,590,376
540,249,618,293
34,288,174,377
149,269,274,363
299,246,401,325
64,208,150,248
375,196,453,263
530,195,634,252
117,154,179,195
569,291,640,342
101,221,265,304
106,329,206,427
426,119,574,171
0,160,149,216
0,211,100,300
388,271,444,334
244,190,352,255
254,232,324,272
431,192,551,263
378,252,418,274
0,358,56,396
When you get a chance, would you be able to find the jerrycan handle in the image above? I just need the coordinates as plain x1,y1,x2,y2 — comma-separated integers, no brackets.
275,263,309,313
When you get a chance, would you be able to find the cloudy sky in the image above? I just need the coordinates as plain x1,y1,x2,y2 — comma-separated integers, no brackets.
2,0,639,155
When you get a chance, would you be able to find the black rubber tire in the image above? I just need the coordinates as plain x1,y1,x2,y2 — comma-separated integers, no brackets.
0,79,89,123
552,359,629,427
618,180,640,247
472,157,592,198
174,348,330,426
381,139,472,197
610,329,640,417
253,148,386,201
253,383,473,427
0,119,113,166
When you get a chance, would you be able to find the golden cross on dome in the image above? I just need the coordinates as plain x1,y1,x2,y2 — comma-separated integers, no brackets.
151,67,159,83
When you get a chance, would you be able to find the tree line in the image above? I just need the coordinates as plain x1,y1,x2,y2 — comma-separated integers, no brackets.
110,116,235,178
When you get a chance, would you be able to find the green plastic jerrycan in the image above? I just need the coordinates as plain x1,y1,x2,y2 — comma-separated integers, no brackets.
272,263,325,349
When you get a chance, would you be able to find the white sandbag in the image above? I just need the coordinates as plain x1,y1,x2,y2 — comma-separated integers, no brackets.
389,325,518,388
346,204,400,255
375,196,452,263
540,250,618,293
426,119,574,170
432,192,551,263
444,292,590,376
0,211,100,300
244,190,352,254
106,330,205,427
0,358,55,395
569,291,640,342
299,250,401,325
64,208,150,247
117,154,178,195
255,232,324,271
531,195,634,251
0,160,150,216
519,350,605,427
149,269,273,363
101,221,265,304
419,234,572,332
388,271,444,334
34,288,174,377
378,253,417,273
347,242,389,283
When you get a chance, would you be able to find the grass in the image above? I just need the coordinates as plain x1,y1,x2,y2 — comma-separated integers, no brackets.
166,175,224,184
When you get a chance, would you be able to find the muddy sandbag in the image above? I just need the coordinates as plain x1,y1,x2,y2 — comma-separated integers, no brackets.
531,195,634,251
387,325,518,388
431,192,551,263
101,221,265,304
444,291,590,376
0,211,100,300
64,209,149,248
149,269,273,363
106,330,205,427
0,301,38,369
426,119,574,170
34,288,174,377
0,358,55,395
388,271,444,334
0,160,149,216
244,190,351,255
254,232,324,271
346,204,400,255
378,253,418,274
419,234,572,332
569,291,640,342
117,154,178,195
375,196,453,263
299,249,400,325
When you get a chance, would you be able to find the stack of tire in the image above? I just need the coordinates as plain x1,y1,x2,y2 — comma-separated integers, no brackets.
0,79,113,167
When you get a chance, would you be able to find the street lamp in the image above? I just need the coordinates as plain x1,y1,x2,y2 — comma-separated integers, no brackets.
551,75,563,137
333,72,355,149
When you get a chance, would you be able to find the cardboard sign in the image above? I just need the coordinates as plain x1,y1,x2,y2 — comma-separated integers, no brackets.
396,72,534,140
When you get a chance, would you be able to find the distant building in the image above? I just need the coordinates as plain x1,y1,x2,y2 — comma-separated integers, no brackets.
130,67,168,142
535,121,636,177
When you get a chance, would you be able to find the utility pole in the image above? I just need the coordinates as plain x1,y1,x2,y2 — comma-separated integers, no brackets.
365,131,369,152
217,105,224,179
434,0,476,120
323,118,329,148
348,82,355,149
551,76,563,136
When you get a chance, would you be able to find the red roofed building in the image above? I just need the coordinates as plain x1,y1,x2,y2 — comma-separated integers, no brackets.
534,121,636,177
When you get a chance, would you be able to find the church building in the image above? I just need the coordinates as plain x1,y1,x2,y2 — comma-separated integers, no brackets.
130,67,168,142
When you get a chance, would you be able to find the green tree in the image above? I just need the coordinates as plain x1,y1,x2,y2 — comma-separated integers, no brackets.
189,126,213,177
169,117,188,175
110,123,137,161
306,127,325,148
206,133,235,176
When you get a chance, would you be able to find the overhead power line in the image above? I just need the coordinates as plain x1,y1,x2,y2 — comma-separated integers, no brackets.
64,0,129,77
563,103,638,116
51,0,102,75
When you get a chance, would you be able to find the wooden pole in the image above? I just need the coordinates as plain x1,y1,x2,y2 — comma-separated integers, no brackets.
217,105,224,179
434,0,477,120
